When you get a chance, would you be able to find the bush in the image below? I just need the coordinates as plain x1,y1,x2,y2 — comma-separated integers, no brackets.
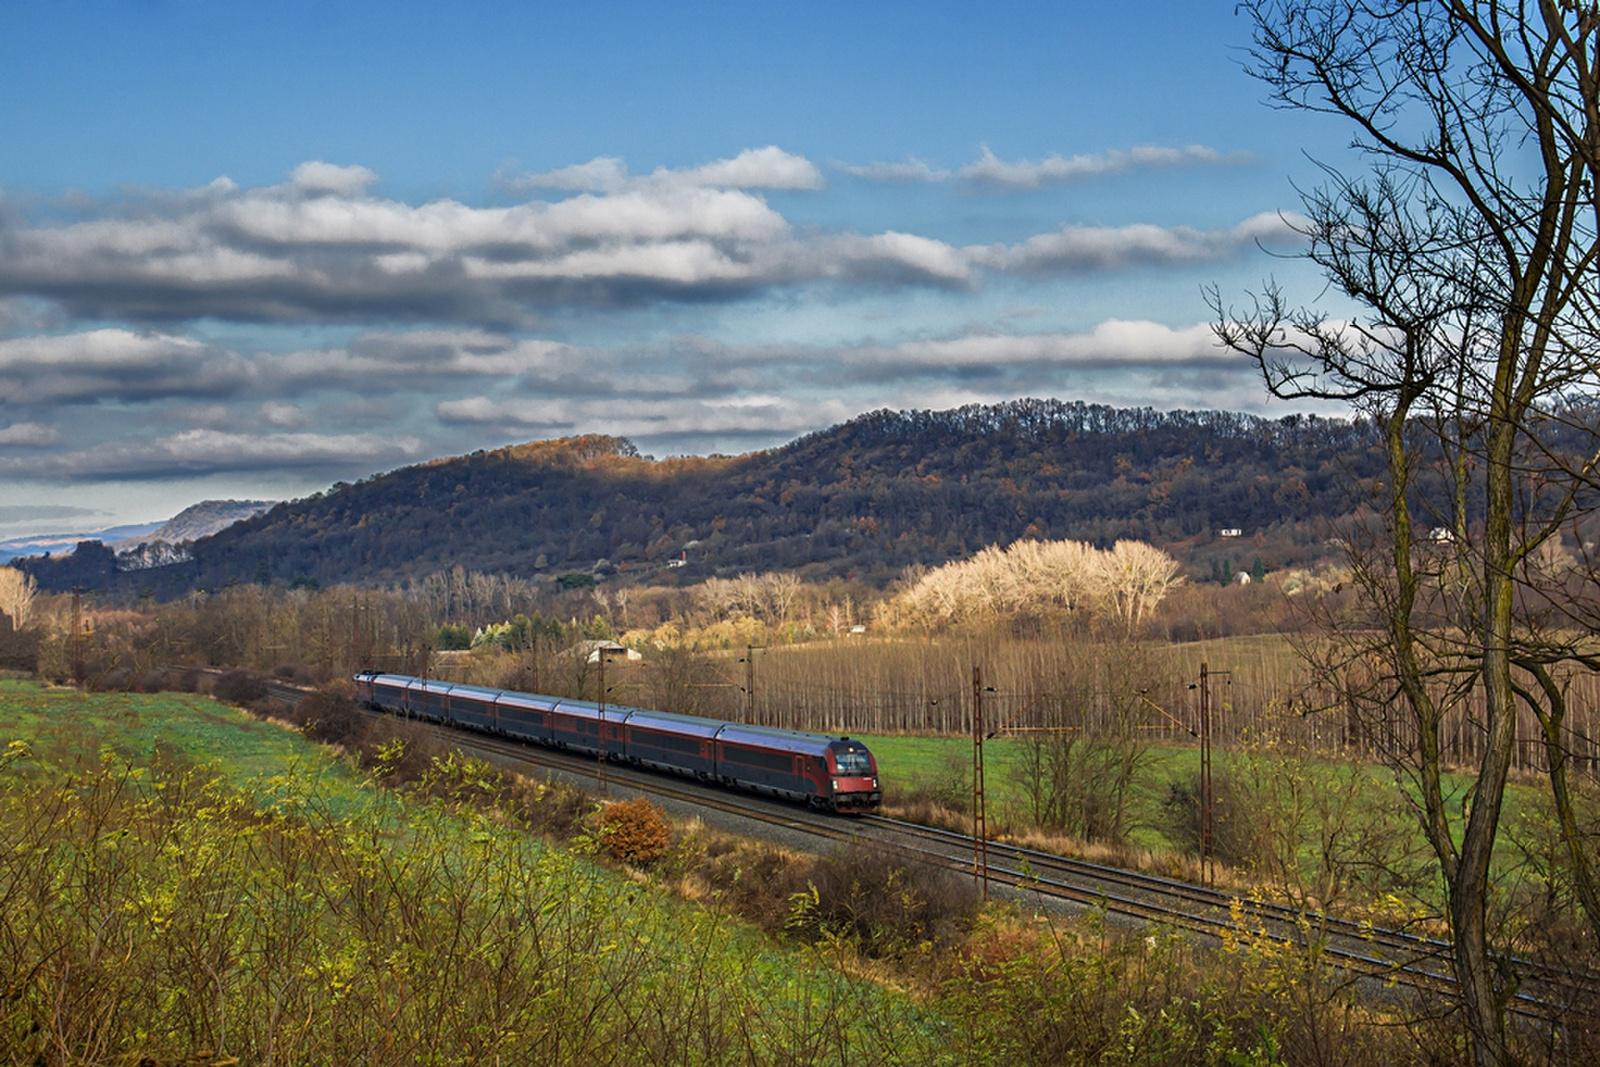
1158,771,1256,869
597,797,671,864
289,683,362,745
432,623,471,651
507,775,594,839
212,669,269,706
792,839,980,958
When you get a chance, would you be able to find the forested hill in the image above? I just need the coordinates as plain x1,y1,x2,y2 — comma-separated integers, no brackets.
26,400,1386,595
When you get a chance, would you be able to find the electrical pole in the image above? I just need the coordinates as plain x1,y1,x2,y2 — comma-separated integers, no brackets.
597,646,614,795
70,588,84,688
739,644,766,724
972,665,989,900
1197,662,1230,887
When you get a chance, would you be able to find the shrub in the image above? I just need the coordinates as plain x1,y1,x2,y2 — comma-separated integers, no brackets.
212,669,269,706
507,775,594,839
792,839,980,958
432,623,471,651
1157,771,1256,869
597,797,671,864
289,682,362,745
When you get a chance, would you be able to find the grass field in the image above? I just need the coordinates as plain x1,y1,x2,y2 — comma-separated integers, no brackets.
0,680,953,1066
861,720,1555,911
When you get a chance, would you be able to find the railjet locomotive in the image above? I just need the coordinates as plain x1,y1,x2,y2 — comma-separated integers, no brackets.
353,671,882,812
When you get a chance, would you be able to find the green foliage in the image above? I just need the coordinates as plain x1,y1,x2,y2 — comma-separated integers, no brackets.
788,841,980,959
557,572,597,590
432,622,471,650
0,683,942,1065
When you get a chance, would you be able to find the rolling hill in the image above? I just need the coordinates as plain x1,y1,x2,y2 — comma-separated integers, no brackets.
18,399,1386,596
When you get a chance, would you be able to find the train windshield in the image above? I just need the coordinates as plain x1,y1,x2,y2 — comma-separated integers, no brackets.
833,748,871,775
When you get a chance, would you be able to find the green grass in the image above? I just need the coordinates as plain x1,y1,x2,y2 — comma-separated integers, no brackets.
860,724,1554,900
0,678,370,816
0,680,955,1065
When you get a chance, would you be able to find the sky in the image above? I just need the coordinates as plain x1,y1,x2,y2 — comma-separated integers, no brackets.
0,1,1361,539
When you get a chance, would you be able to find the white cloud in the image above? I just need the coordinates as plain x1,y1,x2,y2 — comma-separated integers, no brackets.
289,161,380,196
848,320,1226,371
0,155,1292,326
834,157,951,182
834,144,1248,190
958,144,1248,189
971,213,1304,274
0,422,60,446
1,429,424,479
0,330,251,403
436,393,858,439
672,146,824,190
502,146,823,195
503,156,630,193
261,401,312,428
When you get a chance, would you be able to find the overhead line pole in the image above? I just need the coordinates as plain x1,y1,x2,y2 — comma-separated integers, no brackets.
1196,662,1230,887
598,648,611,796
972,665,990,900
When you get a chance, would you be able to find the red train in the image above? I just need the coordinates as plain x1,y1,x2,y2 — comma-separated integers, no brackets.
352,671,882,812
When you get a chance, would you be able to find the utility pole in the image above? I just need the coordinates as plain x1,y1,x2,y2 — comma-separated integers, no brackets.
972,665,989,900
1196,662,1230,887
739,644,766,724
70,588,84,688
597,646,623,795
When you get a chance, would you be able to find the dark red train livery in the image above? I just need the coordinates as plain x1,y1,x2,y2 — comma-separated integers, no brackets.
352,671,882,812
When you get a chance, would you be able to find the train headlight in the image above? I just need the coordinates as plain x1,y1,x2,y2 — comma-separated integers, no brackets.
872,778,878,788
831,780,838,791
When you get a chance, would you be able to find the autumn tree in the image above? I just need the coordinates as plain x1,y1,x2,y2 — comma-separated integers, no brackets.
1215,3,1600,1061
882,537,1182,632
0,568,36,630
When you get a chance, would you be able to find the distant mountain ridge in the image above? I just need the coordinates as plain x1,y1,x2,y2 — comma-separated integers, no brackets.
0,523,165,564
15,400,1387,596
126,500,277,547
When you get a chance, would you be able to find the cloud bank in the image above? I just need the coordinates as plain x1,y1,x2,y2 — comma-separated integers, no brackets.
0,152,1287,328
838,144,1250,189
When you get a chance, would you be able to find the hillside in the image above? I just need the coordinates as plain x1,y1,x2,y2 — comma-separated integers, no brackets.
21,399,1386,595
126,499,277,546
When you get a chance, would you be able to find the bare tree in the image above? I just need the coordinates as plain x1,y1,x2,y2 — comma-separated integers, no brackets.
1215,4,1600,1061
0,567,36,630
884,538,1180,632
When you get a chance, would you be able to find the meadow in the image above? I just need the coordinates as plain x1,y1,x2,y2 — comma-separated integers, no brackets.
0,679,1478,1066
0,681,947,1065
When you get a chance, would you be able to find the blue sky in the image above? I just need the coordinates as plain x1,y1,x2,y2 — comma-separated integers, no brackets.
0,1,1356,538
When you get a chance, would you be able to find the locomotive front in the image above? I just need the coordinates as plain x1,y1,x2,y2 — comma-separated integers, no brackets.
826,738,880,812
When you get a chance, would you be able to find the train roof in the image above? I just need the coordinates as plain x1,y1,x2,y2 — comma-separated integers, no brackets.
445,682,505,701
493,690,567,713
355,673,870,753
384,675,459,695
624,707,724,739
715,722,841,757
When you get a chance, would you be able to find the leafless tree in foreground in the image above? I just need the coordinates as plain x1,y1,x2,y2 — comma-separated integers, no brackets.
1214,3,1600,1062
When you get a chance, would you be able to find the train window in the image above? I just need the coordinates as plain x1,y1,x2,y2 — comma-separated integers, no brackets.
833,749,871,775
724,747,791,773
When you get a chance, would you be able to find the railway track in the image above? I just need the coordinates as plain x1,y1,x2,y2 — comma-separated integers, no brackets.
243,673,1594,1022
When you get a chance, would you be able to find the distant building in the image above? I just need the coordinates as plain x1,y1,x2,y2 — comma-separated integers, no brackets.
570,639,644,664
1219,528,1243,537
